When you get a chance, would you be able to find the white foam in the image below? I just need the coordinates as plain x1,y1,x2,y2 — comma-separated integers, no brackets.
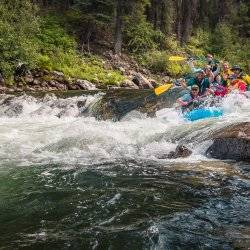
0,92,249,166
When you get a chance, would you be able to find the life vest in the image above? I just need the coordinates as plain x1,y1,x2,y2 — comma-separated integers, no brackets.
221,69,233,87
229,79,247,92
213,84,227,97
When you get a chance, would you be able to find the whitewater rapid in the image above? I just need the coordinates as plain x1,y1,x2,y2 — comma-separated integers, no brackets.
0,92,249,167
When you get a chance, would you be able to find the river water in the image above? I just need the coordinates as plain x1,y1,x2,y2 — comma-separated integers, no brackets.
0,91,249,249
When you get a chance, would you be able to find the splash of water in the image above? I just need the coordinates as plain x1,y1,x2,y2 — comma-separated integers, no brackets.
0,92,249,167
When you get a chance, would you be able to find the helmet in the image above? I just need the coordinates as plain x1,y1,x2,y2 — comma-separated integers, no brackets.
191,84,199,90
231,65,242,72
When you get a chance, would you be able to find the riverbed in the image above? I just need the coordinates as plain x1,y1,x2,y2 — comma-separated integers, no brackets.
0,91,249,249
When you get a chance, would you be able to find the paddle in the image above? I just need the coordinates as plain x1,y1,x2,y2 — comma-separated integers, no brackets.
154,83,173,96
169,56,187,61
168,55,209,62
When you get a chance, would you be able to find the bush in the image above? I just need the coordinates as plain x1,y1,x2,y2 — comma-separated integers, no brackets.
36,14,124,85
186,28,210,56
0,0,40,78
139,50,191,77
125,19,165,54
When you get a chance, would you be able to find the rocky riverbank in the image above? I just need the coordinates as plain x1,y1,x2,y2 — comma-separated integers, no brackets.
0,52,171,94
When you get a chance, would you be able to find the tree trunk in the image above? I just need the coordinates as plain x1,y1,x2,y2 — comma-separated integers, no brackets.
180,0,197,45
114,0,123,55
175,0,183,42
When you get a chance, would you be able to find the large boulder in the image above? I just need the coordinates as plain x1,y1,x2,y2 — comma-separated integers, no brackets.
120,79,139,89
131,72,154,89
206,122,250,161
75,79,97,90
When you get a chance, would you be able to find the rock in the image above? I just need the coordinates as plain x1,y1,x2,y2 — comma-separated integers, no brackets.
161,76,170,83
48,80,67,90
166,145,192,159
4,103,23,117
77,100,87,108
32,69,44,77
206,122,250,161
1,96,14,106
120,79,139,89
16,82,24,88
24,75,34,84
33,79,40,85
68,84,80,90
0,86,7,93
25,86,35,91
148,79,158,88
75,79,97,90
131,73,154,89
107,85,122,90
51,71,65,81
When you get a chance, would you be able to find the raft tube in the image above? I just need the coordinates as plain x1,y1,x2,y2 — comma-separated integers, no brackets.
184,107,223,121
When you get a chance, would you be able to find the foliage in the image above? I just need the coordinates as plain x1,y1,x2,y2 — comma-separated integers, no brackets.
139,50,191,77
0,2,124,85
36,14,124,84
37,15,77,54
209,22,250,70
37,52,124,85
125,20,164,53
0,0,40,78
1,0,249,83
186,29,210,56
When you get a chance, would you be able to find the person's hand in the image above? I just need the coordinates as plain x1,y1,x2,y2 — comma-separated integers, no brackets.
205,88,214,96
182,101,188,106
180,79,187,88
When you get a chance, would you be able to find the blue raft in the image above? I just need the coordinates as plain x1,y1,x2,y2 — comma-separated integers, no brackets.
184,107,223,121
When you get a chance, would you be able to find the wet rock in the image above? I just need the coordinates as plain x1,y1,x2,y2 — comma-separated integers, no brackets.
25,86,35,91
0,86,7,93
32,69,45,77
51,71,65,81
207,122,250,161
33,79,40,85
148,78,158,88
24,74,34,84
166,145,192,159
4,103,23,117
131,72,154,89
1,96,14,106
120,79,139,89
107,85,122,90
77,100,87,109
75,79,97,90
68,84,80,90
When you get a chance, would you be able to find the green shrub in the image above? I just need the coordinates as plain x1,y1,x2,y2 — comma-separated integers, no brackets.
125,19,165,54
139,50,191,77
0,0,40,78
140,50,169,73
186,28,210,56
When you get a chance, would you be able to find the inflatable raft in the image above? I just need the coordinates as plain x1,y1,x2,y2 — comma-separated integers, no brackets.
184,107,223,121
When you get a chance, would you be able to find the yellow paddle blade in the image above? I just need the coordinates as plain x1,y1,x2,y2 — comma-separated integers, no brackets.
154,83,173,96
169,56,187,61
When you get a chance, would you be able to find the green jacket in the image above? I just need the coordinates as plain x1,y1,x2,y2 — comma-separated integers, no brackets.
187,77,210,95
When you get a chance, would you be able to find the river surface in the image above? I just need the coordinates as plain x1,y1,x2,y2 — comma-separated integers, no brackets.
0,91,249,249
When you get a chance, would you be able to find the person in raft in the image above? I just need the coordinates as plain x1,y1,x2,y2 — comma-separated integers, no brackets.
211,75,227,97
177,85,201,109
206,54,218,72
229,65,250,91
181,69,214,96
